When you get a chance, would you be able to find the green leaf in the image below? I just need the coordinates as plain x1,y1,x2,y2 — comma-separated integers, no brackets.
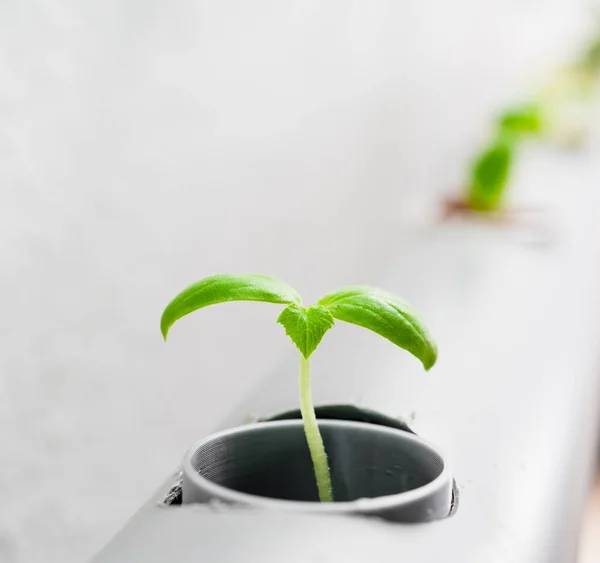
467,139,513,212
277,304,335,359
317,286,437,370
498,104,544,137
161,274,301,340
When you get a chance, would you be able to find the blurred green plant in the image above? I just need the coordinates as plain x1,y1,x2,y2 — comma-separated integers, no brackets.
582,34,600,76
464,30,600,214
466,136,514,213
539,30,600,143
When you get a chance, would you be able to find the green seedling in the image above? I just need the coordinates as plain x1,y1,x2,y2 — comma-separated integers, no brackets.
459,30,600,215
456,104,535,215
466,135,514,213
160,274,437,502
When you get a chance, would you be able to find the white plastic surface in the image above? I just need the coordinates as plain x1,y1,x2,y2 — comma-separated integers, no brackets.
1,1,597,562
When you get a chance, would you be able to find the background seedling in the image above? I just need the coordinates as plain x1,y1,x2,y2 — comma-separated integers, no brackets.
466,135,514,213
446,107,537,218
449,30,600,217
161,274,437,502
463,104,544,215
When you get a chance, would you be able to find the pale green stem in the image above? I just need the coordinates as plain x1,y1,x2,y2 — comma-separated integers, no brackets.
299,355,333,502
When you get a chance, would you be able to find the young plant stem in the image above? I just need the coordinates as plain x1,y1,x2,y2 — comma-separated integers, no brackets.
299,354,333,502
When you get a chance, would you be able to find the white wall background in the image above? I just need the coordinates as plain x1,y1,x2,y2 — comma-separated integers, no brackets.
0,1,592,561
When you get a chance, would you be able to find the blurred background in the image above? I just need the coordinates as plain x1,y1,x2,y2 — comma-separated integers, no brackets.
1,1,600,562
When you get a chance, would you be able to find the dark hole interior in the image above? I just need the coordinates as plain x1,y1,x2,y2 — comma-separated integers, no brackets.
190,422,444,502
265,404,415,434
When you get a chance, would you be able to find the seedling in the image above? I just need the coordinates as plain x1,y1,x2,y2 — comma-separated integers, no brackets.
446,106,536,217
463,104,544,214
450,30,600,217
160,274,437,502
466,135,514,213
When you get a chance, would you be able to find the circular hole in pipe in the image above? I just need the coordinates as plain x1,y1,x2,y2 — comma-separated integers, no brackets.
182,419,453,522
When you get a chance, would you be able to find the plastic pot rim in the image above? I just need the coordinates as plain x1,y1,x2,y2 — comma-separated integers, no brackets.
181,419,452,515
